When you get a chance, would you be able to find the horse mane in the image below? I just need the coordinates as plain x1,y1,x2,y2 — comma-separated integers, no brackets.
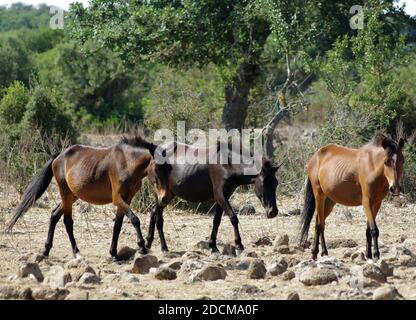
371,133,399,157
119,134,156,156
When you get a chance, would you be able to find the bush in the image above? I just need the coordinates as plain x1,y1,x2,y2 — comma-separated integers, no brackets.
0,81,29,132
19,86,77,144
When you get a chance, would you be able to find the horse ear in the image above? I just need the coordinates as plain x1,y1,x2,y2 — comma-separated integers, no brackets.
398,138,405,150
272,166,279,173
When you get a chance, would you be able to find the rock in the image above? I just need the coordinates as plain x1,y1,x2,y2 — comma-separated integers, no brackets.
327,239,358,249
239,205,256,215
267,258,288,276
247,259,266,279
222,243,236,256
103,272,139,284
44,266,72,289
154,267,177,280
274,234,289,247
299,267,338,286
182,251,204,260
274,245,291,254
65,258,85,269
132,255,159,274
286,292,300,300
117,246,136,261
373,285,400,300
0,285,32,299
195,241,210,250
363,264,386,283
286,257,301,268
197,265,227,281
234,258,252,270
240,251,258,258
165,260,183,270
351,251,367,264
78,272,100,284
282,270,296,281
378,260,393,277
187,273,201,283
17,263,44,282
234,284,263,295
32,287,69,300
180,260,206,273
343,248,355,258
287,209,301,216
253,236,272,247
69,265,96,282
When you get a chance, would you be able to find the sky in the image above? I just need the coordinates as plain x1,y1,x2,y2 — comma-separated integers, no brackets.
0,0,415,15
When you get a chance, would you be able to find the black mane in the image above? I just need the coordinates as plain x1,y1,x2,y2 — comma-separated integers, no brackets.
372,133,399,157
119,134,156,155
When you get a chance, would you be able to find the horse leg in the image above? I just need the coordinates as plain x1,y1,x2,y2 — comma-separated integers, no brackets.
320,198,335,257
62,196,80,258
312,193,326,260
363,197,380,261
113,196,147,255
366,222,372,259
109,213,124,262
371,201,382,260
216,195,243,252
208,203,223,253
155,207,168,252
38,203,63,261
145,202,158,249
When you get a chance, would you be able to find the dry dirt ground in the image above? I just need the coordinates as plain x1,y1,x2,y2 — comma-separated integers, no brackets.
0,180,416,300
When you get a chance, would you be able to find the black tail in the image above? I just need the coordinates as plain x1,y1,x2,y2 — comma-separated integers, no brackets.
298,176,316,246
6,153,60,231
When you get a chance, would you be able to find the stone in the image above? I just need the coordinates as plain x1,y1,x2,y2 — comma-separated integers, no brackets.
240,251,258,258
282,270,296,281
239,205,256,215
65,258,85,269
286,292,300,300
287,209,301,216
154,267,177,280
182,251,203,260
274,234,289,247
180,259,206,273
132,255,159,274
65,292,89,300
17,262,44,282
299,267,338,286
32,287,69,300
69,265,96,282
117,246,136,261
234,284,263,295
165,260,183,270
44,266,72,289
274,245,291,254
195,241,210,250
267,258,288,276
197,265,227,281
351,251,367,264
373,286,400,300
363,264,386,283
247,259,266,279
378,260,393,277
253,236,272,247
222,243,236,256
235,258,252,270
327,239,358,249
0,285,32,299
78,272,100,284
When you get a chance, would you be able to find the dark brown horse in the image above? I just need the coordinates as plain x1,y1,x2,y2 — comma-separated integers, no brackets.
145,141,280,253
6,135,158,262
299,134,405,261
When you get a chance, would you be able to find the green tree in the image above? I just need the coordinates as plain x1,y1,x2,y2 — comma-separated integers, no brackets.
0,36,34,88
69,0,362,131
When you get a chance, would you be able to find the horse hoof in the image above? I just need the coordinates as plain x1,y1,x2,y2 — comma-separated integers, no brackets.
311,254,318,260
210,247,220,254
35,254,47,263
74,252,83,260
111,256,122,265
138,247,148,255
321,251,328,257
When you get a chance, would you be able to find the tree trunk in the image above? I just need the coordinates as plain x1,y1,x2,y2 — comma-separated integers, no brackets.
264,95,288,159
222,62,260,131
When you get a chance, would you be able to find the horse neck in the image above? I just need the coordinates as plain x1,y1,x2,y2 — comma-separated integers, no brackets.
230,164,258,186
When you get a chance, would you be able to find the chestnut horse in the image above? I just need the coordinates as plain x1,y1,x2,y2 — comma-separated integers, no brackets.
146,141,280,254
6,135,158,262
299,134,404,261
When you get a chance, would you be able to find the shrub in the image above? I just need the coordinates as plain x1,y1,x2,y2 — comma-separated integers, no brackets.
0,81,29,132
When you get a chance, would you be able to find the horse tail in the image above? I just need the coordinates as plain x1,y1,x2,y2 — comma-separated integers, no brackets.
6,153,60,231
298,176,316,246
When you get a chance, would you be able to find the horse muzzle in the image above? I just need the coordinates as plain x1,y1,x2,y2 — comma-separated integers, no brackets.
389,185,401,196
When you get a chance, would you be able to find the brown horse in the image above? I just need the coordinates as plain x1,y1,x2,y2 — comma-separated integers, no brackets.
299,134,405,261
6,135,159,262
145,141,280,254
